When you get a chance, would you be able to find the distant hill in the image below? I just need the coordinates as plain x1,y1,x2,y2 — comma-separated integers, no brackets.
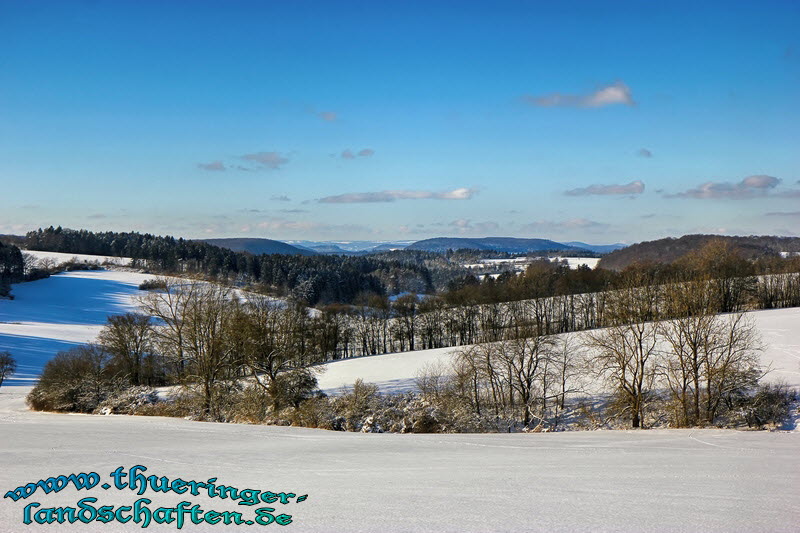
286,240,414,253
202,238,316,256
407,237,585,254
306,244,351,254
597,234,800,271
563,241,627,254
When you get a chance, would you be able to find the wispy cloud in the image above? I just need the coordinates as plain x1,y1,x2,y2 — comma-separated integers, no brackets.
524,81,635,108
198,161,226,171
319,187,477,204
449,219,500,234
521,218,610,233
317,111,337,122
765,211,800,217
565,180,645,196
271,195,291,202
666,175,781,199
637,148,653,158
341,148,374,159
241,152,289,170
255,218,372,235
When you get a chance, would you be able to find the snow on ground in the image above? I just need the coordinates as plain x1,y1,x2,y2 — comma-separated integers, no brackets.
23,249,133,267
316,347,456,395
317,307,800,395
464,256,600,272
1,261,799,531
0,269,151,384
0,386,798,532
550,256,600,269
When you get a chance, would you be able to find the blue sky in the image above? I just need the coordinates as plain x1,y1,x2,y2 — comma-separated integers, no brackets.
1,0,798,243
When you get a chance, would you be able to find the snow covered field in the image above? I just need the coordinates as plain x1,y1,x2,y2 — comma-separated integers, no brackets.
464,256,601,272
23,249,133,267
0,269,151,384
0,386,798,532
1,260,799,531
315,306,800,395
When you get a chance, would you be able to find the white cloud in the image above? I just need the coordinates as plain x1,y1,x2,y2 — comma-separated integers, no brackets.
667,175,781,199
197,161,226,171
342,148,374,159
448,219,500,234
319,187,477,203
565,180,645,196
521,218,610,233
241,152,289,170
524,82,635,108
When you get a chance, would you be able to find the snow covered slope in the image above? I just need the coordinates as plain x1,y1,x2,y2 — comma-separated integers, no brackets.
318,307,800,394
0,269,150,384
23,249,133,267
0,386,798,532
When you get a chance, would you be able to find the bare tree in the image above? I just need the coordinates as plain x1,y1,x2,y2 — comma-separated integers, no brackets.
138,279,240,415
658,279,718,426
232,296,321,410
702,312,763,423
498,335,555,427
547,335,584,427
585,267,661,428
97,313,154,385
0,351,17,388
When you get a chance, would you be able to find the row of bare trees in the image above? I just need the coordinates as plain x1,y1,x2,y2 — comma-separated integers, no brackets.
26,280,324,416
443,270,765,429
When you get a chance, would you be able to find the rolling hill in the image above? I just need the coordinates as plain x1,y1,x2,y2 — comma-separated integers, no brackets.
597,234,800,270
406,237,586,254
202,238,316,256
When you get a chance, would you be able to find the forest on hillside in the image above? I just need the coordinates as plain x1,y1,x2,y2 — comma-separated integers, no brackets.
598,234,800,270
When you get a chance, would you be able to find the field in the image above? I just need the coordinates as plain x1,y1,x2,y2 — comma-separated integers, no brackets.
1,385,798,532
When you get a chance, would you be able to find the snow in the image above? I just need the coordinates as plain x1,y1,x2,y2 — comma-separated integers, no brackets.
463,256,600,276
1,261,799,531
0,385,798,532
317,347,456,395
23,249,133,267
550,256,600,269
317,307,800,395
0,269,151,384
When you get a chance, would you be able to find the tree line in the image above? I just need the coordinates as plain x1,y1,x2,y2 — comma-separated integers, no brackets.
25,227,444,305
0,241,24,298
25,270,790,431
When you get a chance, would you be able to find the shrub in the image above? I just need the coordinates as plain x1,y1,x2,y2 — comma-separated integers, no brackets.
740,383,797,429
138,278,168,291
27,345,126,412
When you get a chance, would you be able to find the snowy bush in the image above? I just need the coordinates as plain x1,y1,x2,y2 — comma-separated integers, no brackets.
27,345,127,413
94,386,159,415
